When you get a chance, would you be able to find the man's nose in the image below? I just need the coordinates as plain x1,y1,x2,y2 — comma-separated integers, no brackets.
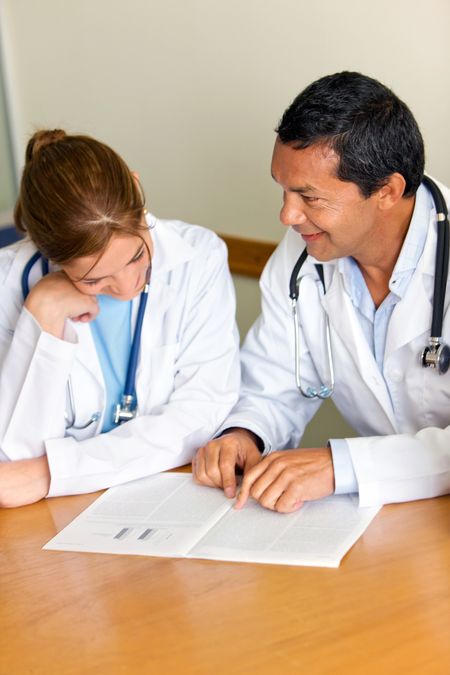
280,194,307,227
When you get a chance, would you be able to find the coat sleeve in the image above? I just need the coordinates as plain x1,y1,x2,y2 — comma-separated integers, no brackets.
45,234,240,496
0,294,78,461
220,233,323,452
347,429,450,506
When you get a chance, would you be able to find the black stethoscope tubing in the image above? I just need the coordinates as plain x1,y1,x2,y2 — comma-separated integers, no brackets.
423,176,449,339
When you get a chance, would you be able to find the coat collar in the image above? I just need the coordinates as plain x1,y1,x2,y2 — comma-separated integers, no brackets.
5,237,39,291
147,213,197,277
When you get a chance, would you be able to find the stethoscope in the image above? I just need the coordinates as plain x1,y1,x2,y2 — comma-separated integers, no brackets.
289,176,450,400
21,252,151,429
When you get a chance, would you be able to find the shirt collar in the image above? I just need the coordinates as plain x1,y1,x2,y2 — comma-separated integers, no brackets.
336,182,432,301
389,183,432,286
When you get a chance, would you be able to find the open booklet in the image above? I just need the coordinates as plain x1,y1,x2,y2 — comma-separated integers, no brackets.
44,472,381,568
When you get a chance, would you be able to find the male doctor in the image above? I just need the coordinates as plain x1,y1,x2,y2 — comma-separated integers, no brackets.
193,71,450,511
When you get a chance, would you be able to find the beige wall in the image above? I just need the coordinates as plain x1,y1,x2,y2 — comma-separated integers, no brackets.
1,0,449,442
0,40,15,217
2,0,450,235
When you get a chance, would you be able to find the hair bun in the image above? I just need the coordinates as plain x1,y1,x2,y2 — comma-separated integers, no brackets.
25,129,67,162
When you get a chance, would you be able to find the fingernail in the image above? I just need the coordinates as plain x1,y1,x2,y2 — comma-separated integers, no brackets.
224,487,234,498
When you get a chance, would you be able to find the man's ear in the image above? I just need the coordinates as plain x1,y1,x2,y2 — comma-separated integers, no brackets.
376,173,407,210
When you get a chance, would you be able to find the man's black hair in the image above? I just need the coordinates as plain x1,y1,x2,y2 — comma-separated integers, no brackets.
276,71,424,197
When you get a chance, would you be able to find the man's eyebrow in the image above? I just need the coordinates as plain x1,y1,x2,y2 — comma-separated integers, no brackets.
289,184,318,195
81,243,144,282
270,172,319,195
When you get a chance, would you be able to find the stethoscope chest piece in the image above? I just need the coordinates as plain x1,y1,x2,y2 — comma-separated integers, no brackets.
421,338,450,374
113,394,137,425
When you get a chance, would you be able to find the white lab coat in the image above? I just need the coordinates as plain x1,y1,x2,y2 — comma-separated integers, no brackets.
0,216,240,496
223,182,450,507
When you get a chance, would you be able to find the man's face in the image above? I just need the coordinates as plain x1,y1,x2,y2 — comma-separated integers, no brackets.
271,139,382,263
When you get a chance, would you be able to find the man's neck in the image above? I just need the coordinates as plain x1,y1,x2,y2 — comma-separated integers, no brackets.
355,196,416,308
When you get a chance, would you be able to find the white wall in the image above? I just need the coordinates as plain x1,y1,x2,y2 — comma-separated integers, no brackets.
2,0,450,243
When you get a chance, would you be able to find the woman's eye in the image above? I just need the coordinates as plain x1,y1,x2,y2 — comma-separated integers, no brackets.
130,248,145,264
83,280,99,286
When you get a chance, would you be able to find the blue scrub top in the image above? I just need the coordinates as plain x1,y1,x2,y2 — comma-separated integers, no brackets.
90,295,132,433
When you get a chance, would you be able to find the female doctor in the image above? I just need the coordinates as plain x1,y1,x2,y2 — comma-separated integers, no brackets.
0,129,240,507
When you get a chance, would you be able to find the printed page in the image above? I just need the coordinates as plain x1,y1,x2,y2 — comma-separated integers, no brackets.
189,494,380,568
44,473,231,557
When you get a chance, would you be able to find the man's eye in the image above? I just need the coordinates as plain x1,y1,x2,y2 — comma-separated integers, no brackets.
83,279,99,286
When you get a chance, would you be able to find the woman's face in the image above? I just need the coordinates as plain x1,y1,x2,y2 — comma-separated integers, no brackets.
62,229,152,301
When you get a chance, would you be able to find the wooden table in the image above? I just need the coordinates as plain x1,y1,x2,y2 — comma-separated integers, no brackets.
1,487,449,675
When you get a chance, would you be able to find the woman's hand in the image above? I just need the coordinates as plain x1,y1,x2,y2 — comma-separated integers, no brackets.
0,456,50,508
24,271,99,339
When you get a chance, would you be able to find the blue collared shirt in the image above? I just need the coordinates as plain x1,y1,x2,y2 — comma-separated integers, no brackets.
330,184,433,493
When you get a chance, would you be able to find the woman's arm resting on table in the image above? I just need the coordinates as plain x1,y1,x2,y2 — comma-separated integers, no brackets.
0,456,50,508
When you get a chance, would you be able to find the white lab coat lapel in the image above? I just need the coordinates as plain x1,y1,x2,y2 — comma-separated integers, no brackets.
133,218,196,412
321,267,398,429
72,320,104,387
134,277,175,411
384,212,436,359
67,320,105,435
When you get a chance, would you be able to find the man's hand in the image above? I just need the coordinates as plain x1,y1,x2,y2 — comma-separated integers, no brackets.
0,456,51,508
235,447,335,513
193,429,263,498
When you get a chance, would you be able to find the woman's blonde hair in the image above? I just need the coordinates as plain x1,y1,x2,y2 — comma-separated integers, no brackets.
14,129,146,264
